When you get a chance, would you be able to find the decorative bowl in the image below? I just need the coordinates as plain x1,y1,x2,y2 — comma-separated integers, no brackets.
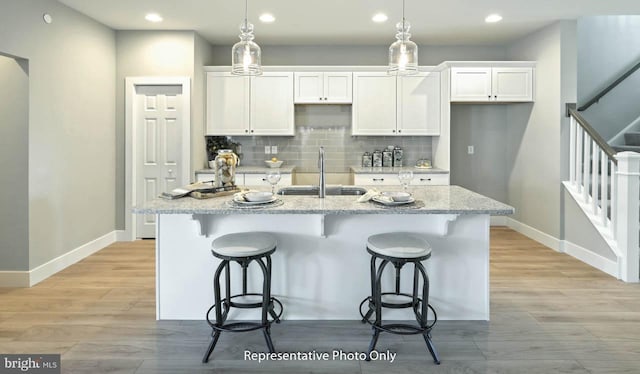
244,192,274,202
265,160,284,168
382,191,412,202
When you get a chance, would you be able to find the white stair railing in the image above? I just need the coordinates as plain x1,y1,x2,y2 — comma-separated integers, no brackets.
567,107,640,282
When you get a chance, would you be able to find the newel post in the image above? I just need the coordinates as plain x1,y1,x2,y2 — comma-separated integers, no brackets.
615,152,640,282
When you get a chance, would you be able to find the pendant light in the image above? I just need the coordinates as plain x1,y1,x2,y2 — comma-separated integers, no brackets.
388,0,418,75
231,0,262,75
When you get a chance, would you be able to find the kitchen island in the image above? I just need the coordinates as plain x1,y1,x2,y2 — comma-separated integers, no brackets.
134,186,513,321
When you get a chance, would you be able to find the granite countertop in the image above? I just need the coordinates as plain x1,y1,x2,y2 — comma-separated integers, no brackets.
196,166,296,174
351,166,449,174
133,185,514,215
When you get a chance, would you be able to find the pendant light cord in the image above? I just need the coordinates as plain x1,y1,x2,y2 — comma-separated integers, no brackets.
402,0,406,42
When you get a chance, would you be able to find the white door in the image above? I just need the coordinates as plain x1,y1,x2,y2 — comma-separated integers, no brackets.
352,72,397,135
397,72,441,135
135,85,184,238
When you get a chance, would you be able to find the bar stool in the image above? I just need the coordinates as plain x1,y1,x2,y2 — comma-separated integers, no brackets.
202,232,283,363
359,232,440,364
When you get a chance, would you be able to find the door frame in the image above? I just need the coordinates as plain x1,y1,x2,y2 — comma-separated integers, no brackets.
125,77,191,240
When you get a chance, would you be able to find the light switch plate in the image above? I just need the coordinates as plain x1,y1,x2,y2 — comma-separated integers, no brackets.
264,146,271,154
467,146,474,155
271,146,278,154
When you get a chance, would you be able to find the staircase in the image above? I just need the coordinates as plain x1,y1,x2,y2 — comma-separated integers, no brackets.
613,132,640,153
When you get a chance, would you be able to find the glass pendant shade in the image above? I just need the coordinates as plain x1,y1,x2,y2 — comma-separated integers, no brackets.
388,21,418,75
232,21,262,75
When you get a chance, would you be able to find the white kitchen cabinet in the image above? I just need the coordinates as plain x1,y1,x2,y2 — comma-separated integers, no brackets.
205,73,250,135
354,173,449,186
251,73,295,135
243,173,292,187
195,172,216,183
206,72,294,136
353,72,440,136
294,72,352,104
450,67,533,102
397,72,441,135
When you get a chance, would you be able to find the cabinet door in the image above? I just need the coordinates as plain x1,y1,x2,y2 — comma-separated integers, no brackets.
324,72,352,103
195,173,215,183
352,73,397,136
397,72,441,136
413,174,449,185
243,173,292,187
492,67,533,102
251,73,295,135
450,67,492,102
294,72,323,103
353,174,397,186
206,73,250,135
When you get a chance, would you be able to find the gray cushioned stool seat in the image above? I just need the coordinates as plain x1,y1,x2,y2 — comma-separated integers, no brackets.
367,233,431,258
212,232,277,257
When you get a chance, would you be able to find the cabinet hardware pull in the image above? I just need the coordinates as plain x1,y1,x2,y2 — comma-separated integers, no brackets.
319,97,323,101
488,95,491,99
373,178,384,182
245,129,249,133
250,129,254,133
420,178,432,181
392,129,396,133
398,129,402,133
262,178,266,181
494,95,497,99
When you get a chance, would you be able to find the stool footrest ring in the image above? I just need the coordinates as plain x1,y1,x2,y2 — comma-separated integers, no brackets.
206,294,283,331
359,296,438,333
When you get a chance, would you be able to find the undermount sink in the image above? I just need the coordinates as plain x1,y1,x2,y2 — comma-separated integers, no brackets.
277,185,368,196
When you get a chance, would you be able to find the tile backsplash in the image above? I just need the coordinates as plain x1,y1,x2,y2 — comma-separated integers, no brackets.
210,105,433,173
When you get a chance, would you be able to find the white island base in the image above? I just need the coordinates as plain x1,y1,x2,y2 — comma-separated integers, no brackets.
156,213,490,321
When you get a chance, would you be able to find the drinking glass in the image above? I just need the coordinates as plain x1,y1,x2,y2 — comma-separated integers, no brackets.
265,170,281,194
398,170,414,192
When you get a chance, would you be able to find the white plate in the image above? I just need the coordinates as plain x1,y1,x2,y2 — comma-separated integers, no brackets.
244,192,274,202
233,196,278,205
381,191,412,202
371,195,415,206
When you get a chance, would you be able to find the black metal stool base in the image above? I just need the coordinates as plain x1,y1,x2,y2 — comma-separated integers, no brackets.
360,249,441,365
202,248,283,363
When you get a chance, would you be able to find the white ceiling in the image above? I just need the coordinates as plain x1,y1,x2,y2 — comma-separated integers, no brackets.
58,0,640,46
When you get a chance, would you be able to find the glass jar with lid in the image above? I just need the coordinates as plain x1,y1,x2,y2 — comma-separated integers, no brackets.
214,149,239,187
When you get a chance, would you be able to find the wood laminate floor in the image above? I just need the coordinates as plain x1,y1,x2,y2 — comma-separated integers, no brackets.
1,227,640,373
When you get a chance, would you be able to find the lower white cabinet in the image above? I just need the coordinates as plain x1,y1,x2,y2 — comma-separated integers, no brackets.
196,172,292,186
353,173,449,186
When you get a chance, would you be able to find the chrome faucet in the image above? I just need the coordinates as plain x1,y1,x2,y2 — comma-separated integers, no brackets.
318,146,326,198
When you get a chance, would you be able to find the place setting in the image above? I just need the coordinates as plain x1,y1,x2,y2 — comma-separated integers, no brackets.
359,171,425,209
226,170,284,209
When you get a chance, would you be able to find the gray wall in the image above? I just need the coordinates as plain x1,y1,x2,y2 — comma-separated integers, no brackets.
227,105,433,174
563,190,617,260
115,31,196,230
0,55,29,271
577,16,640,140
208,45,507,66
0,0,116,270
506,22,566,239
194,33,217,171
450,105,509,203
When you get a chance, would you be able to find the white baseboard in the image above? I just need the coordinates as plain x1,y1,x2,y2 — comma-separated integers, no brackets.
490,216,507,226
116,230,131,242
0,231,119,287
506,217,562,252
562,240,619,278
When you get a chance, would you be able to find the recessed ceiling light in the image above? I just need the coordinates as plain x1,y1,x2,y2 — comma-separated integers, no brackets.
259,13,276,23
145,13,163,23
485,14,502,23
372,13,388,23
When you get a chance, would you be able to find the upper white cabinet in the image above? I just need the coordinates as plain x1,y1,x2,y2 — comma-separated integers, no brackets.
294,72,352,103
251,73,295,135
352,72,441,136
397,72,441,135
206,72,294,136
450,67,533,102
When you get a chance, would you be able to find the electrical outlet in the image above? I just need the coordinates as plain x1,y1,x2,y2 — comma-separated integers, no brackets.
467,146,475,155
271,145,278,154
264,146,271,154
